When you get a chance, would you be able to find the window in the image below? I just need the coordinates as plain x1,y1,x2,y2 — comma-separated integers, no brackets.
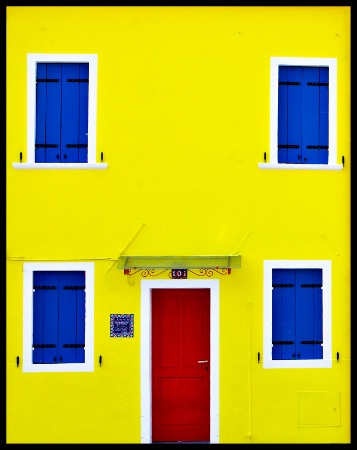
13,54,107,169
263,260,332,368
278,66,328,164
23,262,94,372
35,62,89,163
259,57,341,170
33,271,86,363
272,268,322,360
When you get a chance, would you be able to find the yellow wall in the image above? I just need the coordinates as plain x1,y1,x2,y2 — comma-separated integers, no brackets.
6,6,350,443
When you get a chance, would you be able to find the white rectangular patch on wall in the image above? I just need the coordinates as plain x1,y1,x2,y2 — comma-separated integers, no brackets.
298,391,340,427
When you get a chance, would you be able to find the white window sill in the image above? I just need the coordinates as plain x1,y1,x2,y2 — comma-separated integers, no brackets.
258,163,343,171
263,359,332,369
12,163,108,170
22,363,94,373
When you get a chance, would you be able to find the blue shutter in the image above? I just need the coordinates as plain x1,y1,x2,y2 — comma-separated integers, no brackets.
35,64,61,163
319,68,329,164
79,64,89,163
33,271,45,363
278,66,329,164
62,63,89,163
33,271,59,363
46,65,62,162
272,268,323,361
58,271,85,363
76,272,86,362
287,67,302,163
33,271,85,364
296,269,323,359
35,64,47,163
302,68,329,164
35,63,88,163
278,66,288,163
278,66,303,164
272,269,296,360
302,67,320,164
62,64,80,163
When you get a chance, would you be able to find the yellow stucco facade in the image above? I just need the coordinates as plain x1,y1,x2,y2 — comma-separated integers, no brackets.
6,6,350,444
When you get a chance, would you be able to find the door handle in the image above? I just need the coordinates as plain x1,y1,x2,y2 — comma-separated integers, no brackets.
198,360,208,363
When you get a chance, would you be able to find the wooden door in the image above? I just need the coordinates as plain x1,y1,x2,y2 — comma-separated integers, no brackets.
152,288,210,442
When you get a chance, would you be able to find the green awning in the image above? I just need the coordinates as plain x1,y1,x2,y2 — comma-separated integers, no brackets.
116,255,241,270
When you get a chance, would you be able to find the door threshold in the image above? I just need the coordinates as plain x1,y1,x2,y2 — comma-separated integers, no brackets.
152,442,210,445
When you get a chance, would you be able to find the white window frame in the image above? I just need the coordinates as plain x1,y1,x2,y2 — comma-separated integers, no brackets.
13,54,107,170
259,57,342,171
263,260,332,369
22,262,94,372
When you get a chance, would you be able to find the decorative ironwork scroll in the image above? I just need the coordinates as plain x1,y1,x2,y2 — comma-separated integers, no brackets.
123,268,231,277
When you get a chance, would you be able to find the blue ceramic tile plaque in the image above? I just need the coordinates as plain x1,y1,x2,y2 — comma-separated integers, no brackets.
110,314,134,337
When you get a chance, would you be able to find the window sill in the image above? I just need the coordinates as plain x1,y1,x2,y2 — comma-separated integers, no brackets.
263,359,332,369
22,363,94,373
12,163,108,170
258,163,343,170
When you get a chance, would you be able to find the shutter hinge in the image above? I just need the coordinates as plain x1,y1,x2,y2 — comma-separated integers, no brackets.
66,144,88,148
33,286,57,290
36,78,59,82
279,81,300,85
63,286,86,290
278,145,300,149
307,82,329,86
67,78,89,82
35,144,58,148
33,344,56,348
63,344,85,348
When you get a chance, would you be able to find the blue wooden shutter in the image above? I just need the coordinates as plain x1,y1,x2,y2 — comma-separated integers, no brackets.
58,271,85,363
33,271,85,364
318,68,329,164
277,66,289,164
61,64,89,163
278,66,329,164
35,63,89,163
296,269,323,359
35,64,62,163
272,268,323,360
33,271,60,363
272,269,296,360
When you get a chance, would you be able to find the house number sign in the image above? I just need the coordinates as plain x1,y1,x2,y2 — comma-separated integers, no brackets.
171,269,187,279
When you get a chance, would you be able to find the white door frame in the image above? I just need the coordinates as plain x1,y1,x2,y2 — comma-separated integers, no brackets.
140,278,220,443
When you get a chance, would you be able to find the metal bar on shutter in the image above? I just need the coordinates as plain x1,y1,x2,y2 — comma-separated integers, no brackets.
307,82,328,86
36,78,59,82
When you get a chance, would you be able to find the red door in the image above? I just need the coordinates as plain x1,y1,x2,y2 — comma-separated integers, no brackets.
152,288,210,443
